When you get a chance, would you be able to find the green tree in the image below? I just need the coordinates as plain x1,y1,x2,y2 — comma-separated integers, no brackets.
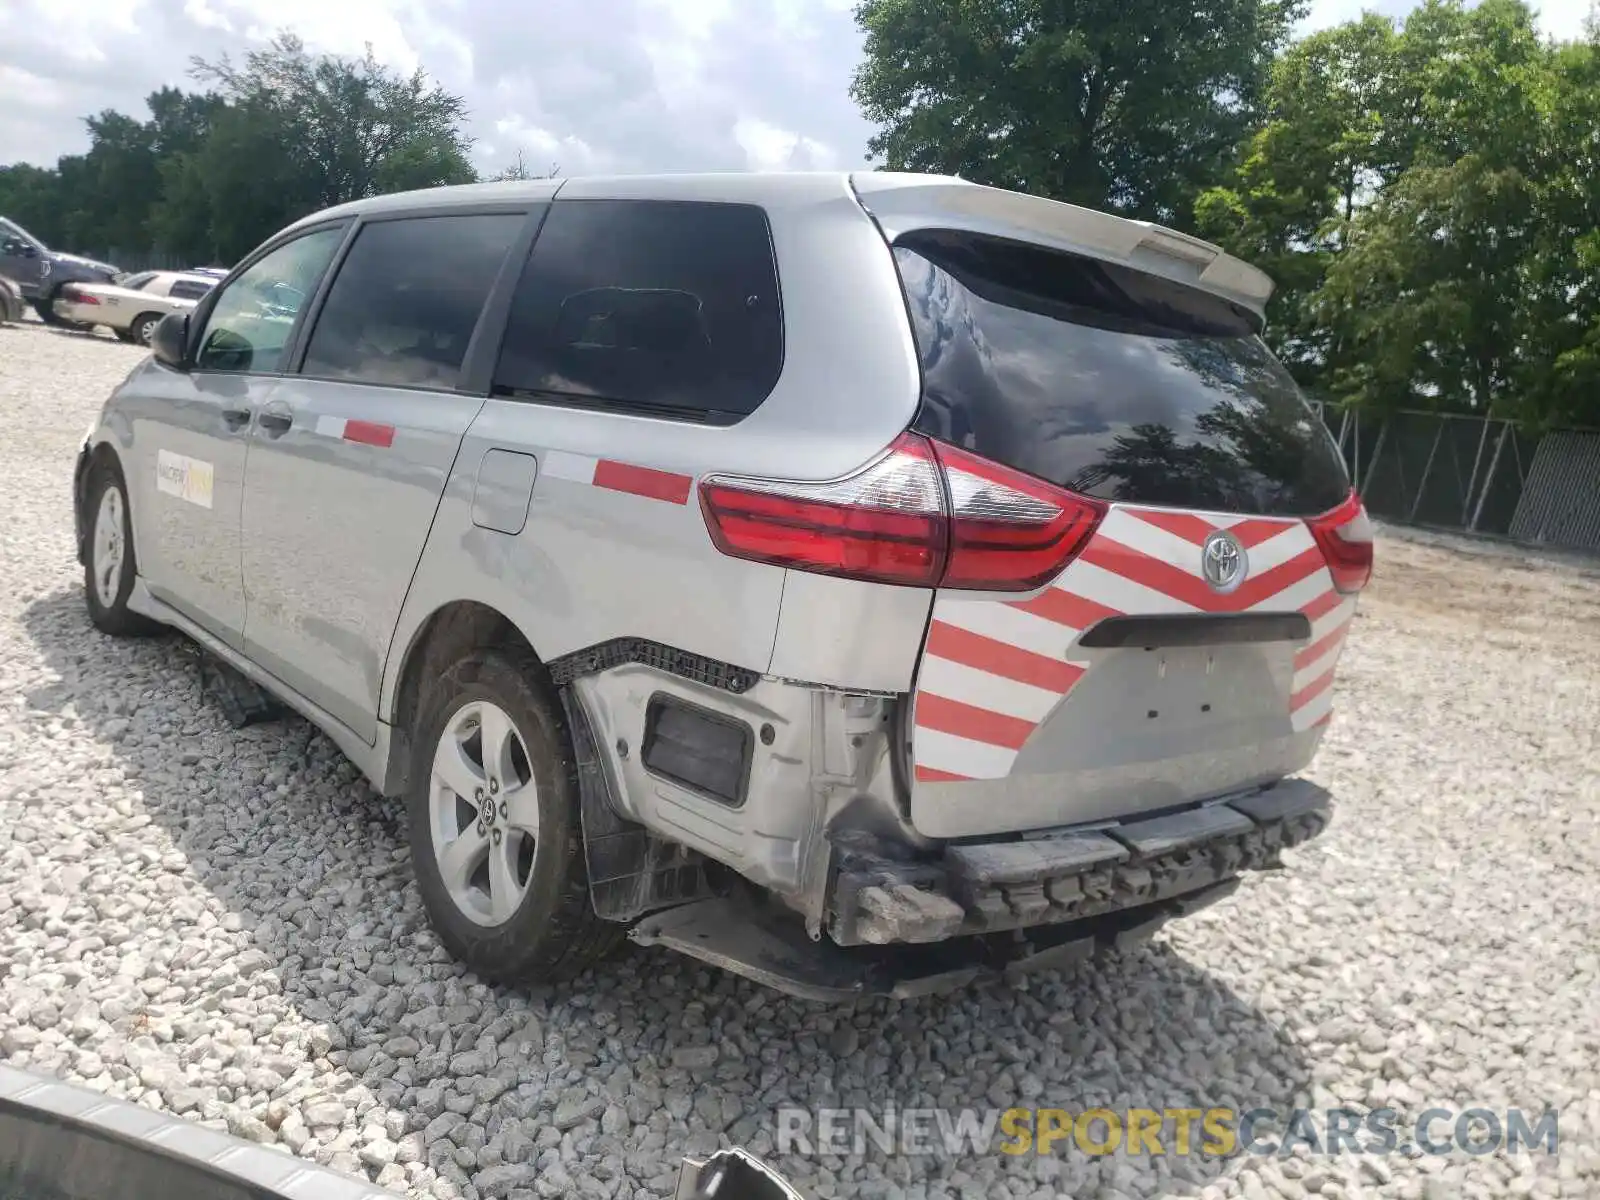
191,33,475,212
0,163,67,245
153,100,312,264
1195,15,1401,382
850,0,1306,225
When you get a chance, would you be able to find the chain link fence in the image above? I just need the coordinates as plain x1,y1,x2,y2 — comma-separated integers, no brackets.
1310,403,1600,555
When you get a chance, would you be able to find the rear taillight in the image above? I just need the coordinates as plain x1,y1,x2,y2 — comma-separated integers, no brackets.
932,441,1104,590
62,286,99,305
1307,490,1374,594
699,433,945,586
699,433,1105,591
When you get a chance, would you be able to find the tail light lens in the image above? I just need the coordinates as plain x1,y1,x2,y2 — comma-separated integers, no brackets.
699,433,1105,591
700,433,945,586
1307,490,1374,594
933,441,1104,590
62,286,99,305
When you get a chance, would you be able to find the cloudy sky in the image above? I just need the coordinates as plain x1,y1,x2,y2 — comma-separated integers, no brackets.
0,0,1594,177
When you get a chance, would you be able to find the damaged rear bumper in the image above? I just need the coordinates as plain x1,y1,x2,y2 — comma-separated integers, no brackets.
834,776,1330,946
838,780,1324,947
630,777,1330,1002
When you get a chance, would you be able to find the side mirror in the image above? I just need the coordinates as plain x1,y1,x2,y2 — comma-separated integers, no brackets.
151,312,190,368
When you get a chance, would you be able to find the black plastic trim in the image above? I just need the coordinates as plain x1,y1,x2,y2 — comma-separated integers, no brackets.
546,638,761,694
1077,611,1312,649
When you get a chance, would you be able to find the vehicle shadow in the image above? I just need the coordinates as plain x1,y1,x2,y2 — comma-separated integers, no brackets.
19,589,1311,1200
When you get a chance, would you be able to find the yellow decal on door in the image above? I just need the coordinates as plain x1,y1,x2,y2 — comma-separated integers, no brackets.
156,450,214,509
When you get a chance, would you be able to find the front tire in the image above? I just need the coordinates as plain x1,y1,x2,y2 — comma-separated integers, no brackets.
130,312,161,346
83,458,161,637
35,292,96,332
406,645,622,984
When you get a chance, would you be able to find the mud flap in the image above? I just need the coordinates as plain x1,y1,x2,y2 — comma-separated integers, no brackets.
559,687,712,922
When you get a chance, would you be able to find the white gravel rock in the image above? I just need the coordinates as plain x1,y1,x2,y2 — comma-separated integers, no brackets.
1,326,1597,1200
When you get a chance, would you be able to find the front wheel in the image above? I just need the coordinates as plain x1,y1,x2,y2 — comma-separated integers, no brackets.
130,312,161,346
83,458,162,637
406,645,623,984
34,299,94,333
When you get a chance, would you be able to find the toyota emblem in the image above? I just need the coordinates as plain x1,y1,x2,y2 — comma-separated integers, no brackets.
1201,530,1247,593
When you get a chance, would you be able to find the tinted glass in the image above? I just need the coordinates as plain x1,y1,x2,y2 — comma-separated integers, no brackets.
494,200,783,422
121,272,157,291
896,231,1350,516
196,226,345,373
302,213,523,390
168,279,214,300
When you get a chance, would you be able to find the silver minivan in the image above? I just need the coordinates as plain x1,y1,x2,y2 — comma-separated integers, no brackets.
73,173,1371,1000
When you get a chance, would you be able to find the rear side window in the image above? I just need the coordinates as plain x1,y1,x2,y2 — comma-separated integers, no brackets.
303,213,524,391
895,230,1350,516
169,279,214,301
493,200,783,423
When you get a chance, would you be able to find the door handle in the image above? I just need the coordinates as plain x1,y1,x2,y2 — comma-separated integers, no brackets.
221,406,252,431
257,408,294,438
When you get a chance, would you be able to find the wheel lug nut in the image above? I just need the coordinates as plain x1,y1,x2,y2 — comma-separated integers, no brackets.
492,828,503,844
499,802,507,819
476,821,485,836
489,778,499,795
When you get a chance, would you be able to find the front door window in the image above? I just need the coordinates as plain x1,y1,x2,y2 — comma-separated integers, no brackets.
194,227,346,374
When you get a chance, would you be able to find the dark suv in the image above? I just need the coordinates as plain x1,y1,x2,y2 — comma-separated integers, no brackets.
0,216,120,325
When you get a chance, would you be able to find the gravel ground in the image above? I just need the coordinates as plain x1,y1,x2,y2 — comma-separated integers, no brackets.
1,320,1597,1200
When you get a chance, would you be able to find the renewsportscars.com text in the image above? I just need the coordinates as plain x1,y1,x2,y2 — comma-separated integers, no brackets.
776,1107,1559,1159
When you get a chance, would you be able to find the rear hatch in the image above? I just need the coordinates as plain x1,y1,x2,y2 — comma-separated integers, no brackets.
889,227,1370,839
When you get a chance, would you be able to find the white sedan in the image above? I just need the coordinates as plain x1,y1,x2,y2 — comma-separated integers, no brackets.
52,270,220,345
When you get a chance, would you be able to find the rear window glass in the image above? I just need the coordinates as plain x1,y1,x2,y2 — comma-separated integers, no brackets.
302,213,524,390
895,230,1350,516
492,200,783,423
168,278,214,300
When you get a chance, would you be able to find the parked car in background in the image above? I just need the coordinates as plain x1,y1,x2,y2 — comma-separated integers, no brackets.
52,270,219,345
72,173,1370,1000
0,216,120,326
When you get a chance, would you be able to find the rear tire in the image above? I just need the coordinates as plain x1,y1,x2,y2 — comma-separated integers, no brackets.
83,458,162,637
130,312,161,346
406,644,623,984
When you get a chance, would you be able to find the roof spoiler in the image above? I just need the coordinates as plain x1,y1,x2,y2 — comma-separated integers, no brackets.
850,172,1275,319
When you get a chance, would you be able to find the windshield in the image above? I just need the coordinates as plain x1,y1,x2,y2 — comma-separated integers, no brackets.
0,217,45,250
895,230,1351,517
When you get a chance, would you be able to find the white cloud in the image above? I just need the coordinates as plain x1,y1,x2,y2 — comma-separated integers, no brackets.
733,116,836,171
492,115,601,174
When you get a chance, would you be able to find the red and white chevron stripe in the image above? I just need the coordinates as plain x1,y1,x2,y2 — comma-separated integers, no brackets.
911,504,1357,783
